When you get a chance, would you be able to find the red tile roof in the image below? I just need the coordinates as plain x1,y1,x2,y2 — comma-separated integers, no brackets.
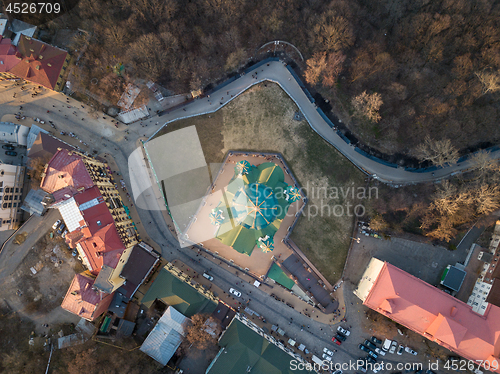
61,273,114,321
7,35,68,90
41,149,94,194
0,37,20,72
78,224,125,274
364,261,500,372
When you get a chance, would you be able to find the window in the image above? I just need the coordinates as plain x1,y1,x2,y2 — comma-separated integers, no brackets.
13,203,17,207
15,188,18,193
8,203,11,208
2,203,5,209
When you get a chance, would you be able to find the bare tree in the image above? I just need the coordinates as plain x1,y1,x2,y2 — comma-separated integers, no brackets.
305,52,327,85
415,136,459,166
475,70,500,95
181,314,219,353
322,52,346,87
351,91,383,122
475,184,500,215
27,155,52,188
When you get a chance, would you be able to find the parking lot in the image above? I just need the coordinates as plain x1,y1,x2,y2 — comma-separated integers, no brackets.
316,231,469,374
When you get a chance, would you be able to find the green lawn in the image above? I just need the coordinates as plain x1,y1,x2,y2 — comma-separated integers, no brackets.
150,83,366,284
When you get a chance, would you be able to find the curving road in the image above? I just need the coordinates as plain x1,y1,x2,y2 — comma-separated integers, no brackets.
147,59,498,185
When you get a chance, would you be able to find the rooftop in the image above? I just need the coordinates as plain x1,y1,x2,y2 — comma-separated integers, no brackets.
207,317,313,374
141,266,217,317
8,35,68,90
361,258,500,372
61,272,114,321
41,149,94,194
140,307,188,366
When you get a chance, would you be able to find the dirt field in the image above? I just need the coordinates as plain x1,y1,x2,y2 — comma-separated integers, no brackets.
151,83,366,283
0,232,84,334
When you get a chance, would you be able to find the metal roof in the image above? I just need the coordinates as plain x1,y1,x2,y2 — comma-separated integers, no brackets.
140,307,188,366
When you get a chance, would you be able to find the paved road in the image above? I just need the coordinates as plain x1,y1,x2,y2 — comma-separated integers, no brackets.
145,60,496,185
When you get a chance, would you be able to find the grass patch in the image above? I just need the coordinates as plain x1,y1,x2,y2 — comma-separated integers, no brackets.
150,83,366,284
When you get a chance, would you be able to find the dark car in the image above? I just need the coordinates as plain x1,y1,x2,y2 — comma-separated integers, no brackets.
5,151,17,156
371,336,383,345
359,344,370,353
368,350,378,359
2,144,14,150
57,223,65,235
366,355,376,364
332,337,342,345
336,333,347,341
364,340,377,350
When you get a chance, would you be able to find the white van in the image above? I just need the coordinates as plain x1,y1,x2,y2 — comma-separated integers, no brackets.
382,339,392,351
203,273,214,281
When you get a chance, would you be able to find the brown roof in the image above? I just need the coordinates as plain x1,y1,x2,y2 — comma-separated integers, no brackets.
120,244,159,286
61,272,113,321
40,149,94,194
8,35,68,90
28,132,74,160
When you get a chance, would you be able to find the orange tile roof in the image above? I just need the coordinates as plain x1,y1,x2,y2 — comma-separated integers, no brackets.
61,273,113,321
7,35,67,90
78,224,125,275
41,149,94,194
364,262,500,372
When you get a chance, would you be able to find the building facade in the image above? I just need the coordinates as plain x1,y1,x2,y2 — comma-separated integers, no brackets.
0,163,25,230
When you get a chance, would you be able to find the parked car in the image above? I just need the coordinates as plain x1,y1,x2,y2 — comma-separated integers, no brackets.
336,333,347,341
374,348,386,356
323,347,334,356
368,350,378,359
373,364,382,373
333,370,343,374
203,272,214,281
405,347,418,355
2,144,14,150
426,371,437,374
62,230,68,239
364,340,377,350
389,341,398,354
371,336,383,345
229,288,241,297
397,344,405,355
52,220,61,230
359,344,370,353
5,151,17,156
322,353,332,361
337,326,350,336
57,223,65,235
366,354,377,363
382,339,392,351
332,337,342,345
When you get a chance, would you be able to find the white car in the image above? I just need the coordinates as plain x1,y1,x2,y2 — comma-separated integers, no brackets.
405,346,417,355
229,288,241,297
337,326,350,336
389,341,397,354
52,220,61,230
397,344,404,355
374,348,386,356
323,347,334,356
322,353,332,361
